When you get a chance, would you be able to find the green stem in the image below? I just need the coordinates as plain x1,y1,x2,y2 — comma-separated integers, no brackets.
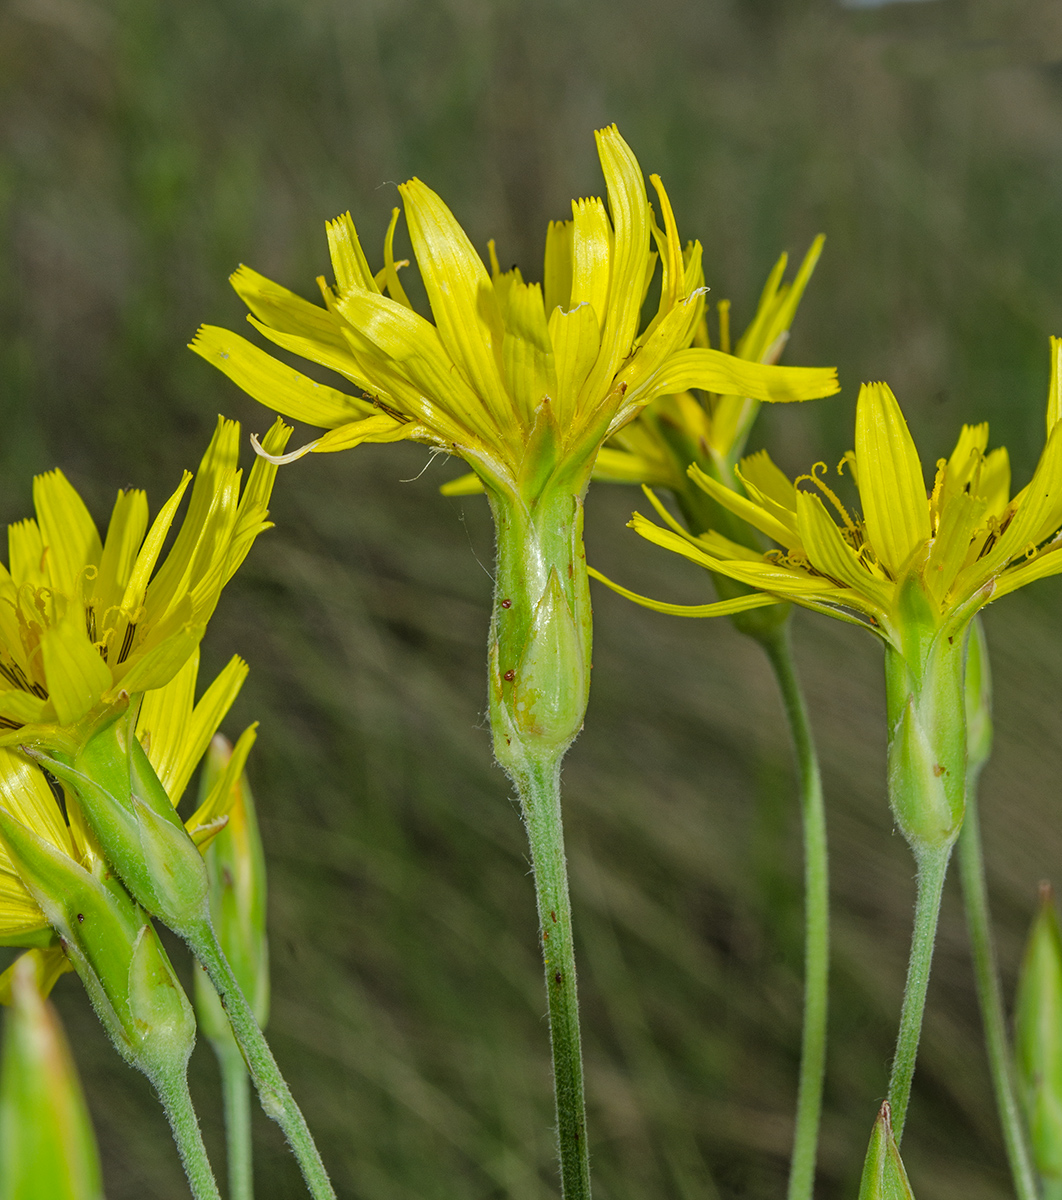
761,627,829,1200
217,1039,255,1200
515,756,592,1200
887,843,951,1144
154,1063,222,1200
958,775,1039,1200
185,923,335,1200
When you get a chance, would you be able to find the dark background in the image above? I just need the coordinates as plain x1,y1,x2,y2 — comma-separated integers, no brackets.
3,0,1062,1196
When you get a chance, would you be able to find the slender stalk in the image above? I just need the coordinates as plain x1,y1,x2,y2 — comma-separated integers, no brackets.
515,756,591,1200
217,1039,256,1200
761,626,829,1200
185,922,335,1200
887,843,951,1144
154,1063,222,1200
958,776,1039,1200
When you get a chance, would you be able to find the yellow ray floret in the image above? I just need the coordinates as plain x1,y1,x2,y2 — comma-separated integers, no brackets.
618,345,1062,646
191,126,839,499
0,417,290,749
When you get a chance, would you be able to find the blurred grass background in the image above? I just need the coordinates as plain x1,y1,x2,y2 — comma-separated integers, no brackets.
3,0,1062,1195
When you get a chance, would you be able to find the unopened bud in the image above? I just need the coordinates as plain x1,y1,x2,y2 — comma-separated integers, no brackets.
0,952,104,1200
28,713,210,937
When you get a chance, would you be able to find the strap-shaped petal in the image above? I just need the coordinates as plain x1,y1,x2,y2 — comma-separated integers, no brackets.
500,280,558,425
738,450,799,513
231,265,349,350
1048,335,1062,437
854,382,930,578
326,211,379,293
543,220,574,314
38,616,112,727
94,489,149,615
690,464,800,549
190,326,371,428
398,178,512,429
32,472,102,599
646,348,839,403
7,521,44,589
587,565,780,618
549,303,600,428
583,125,651,397
993,544,1062,599
796,490,893,617
569,197,612,332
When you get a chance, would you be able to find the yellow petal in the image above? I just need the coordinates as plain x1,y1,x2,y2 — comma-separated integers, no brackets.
325,211,380,294
0,749,74,859
543,219,574,315
94,489,149,614
190,326,371,428
499,280,558,425
230,264,349,351
39,616,112,726
647,348,839,403
854,382,930,578
7,520,45,589
568,197,612,332
548,303,600,427
186,723,257,845
737,449,799,514
795,490,893,618
111,620,204,698
398,178,512,429
32,471,102,599
689,464,801,549
382,207,414,309
587,566,780,618
247,317,378,395
583,125,651,395
439,470,486,496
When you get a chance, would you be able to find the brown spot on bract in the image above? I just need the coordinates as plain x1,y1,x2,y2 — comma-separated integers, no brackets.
550,911,557,922
76,913,84,923
504,669,515,682
933,763,946,777
554,972,563,985
501,598,512,609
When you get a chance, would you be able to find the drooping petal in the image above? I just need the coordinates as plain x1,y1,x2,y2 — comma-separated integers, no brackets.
854,382,931,578
190,326,374,428
690,464,801,549
230,265,350,351
587,565,781,618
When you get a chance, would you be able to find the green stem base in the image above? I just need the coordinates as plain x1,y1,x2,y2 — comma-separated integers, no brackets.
514,757,592,1200
186,922,335,1200
761,627,829,1200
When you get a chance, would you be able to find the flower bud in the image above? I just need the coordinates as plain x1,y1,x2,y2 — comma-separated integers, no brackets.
489,487,592,774
0,952,104,1200
883,608,967,855
194,736,270,1045
858,1102,916,1200
28,712,210,938
0,808,195,1082
1015,883,1062,1184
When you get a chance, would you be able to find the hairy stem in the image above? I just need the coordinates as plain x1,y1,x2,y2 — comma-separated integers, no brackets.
515,756,592,1200
186,923,335,1200
154,1063,222,1200
887,843,951,1144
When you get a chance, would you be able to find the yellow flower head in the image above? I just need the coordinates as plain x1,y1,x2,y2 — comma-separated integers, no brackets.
0,416,289,749
191,126,838,499
627,342,1062,646
0,650,255,947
